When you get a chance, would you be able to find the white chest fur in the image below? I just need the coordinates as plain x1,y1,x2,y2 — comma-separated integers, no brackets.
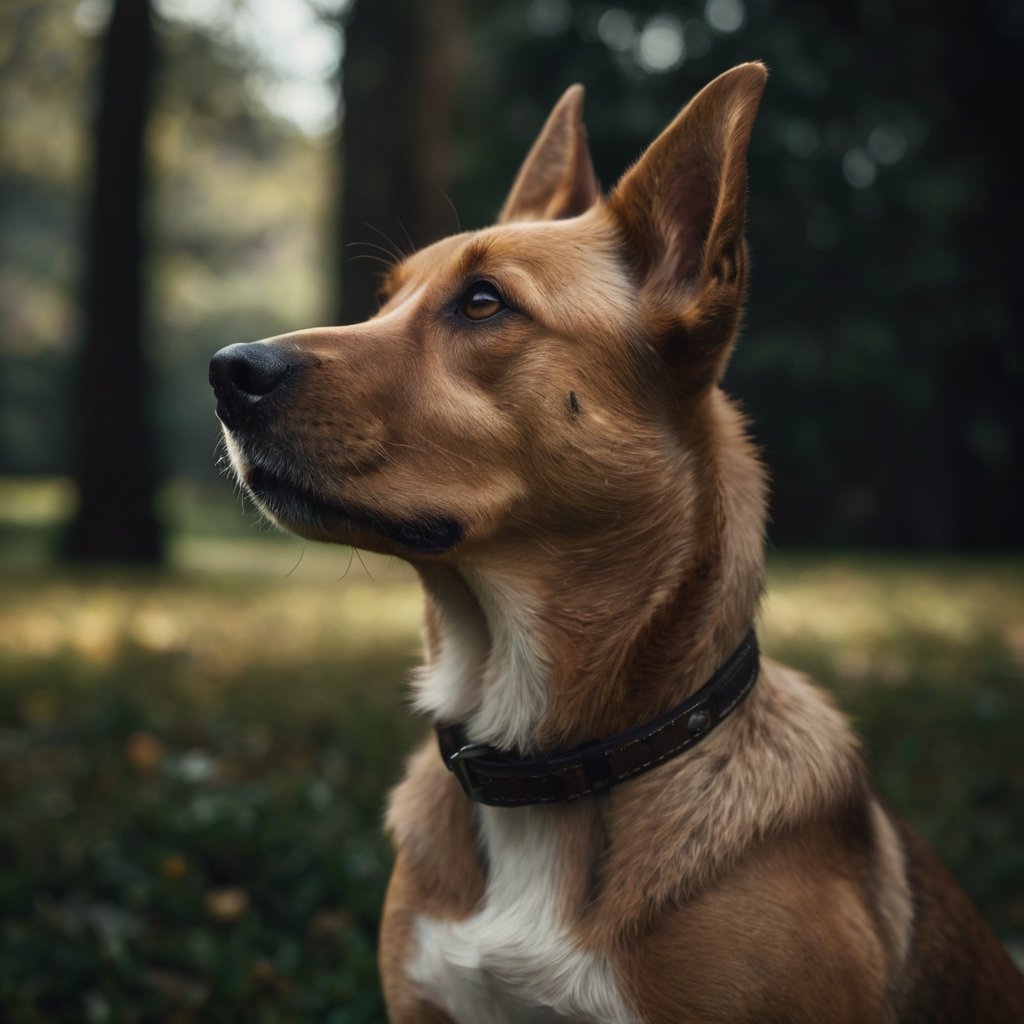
411,565,552,754
407,806,638,1024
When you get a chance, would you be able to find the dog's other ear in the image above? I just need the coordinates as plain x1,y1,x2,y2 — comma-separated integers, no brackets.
609,62,767,393
499,84,600,223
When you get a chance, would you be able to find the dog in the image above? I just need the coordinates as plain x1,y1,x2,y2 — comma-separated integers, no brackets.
209,63,1024,1023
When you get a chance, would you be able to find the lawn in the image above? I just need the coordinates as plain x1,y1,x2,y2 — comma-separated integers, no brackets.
1,480,1022,1021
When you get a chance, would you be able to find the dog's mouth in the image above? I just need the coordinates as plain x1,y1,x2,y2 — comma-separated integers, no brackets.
243,465,464,557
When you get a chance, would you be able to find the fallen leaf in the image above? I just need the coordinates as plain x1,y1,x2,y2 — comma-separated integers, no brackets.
204,887,249,923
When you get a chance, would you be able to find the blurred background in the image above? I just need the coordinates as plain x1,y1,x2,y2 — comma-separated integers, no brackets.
0,0,1021,1019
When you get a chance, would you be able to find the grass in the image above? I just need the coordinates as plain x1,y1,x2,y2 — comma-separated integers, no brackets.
1,478,1022,1020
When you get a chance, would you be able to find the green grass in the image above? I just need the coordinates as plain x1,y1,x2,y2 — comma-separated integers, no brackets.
1,479,1022,1019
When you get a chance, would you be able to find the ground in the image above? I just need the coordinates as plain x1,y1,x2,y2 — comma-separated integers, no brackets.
0,479,1021,1022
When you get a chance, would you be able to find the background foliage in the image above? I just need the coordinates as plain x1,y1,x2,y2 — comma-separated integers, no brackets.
0,0,1022,1020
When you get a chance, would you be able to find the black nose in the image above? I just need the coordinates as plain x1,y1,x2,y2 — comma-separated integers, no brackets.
209,342,295,429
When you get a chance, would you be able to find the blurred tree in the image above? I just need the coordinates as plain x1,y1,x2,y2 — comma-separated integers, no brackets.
335,0,462,324
64,0,162,563
0,3,90,476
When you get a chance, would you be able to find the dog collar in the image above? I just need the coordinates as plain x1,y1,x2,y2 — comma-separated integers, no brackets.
437,629,759,807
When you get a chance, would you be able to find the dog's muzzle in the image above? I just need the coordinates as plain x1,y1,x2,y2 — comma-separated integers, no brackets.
209,342,298,431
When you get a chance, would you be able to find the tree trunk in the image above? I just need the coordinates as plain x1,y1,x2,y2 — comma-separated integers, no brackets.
64,0,163,563
335,0,462,325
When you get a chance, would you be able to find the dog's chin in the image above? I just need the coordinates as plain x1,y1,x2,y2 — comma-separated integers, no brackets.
242,466,464,557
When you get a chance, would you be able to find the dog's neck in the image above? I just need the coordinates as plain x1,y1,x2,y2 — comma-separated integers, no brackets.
412,389,766,755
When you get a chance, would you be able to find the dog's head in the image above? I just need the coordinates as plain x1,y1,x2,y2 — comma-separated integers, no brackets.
210,64,766,562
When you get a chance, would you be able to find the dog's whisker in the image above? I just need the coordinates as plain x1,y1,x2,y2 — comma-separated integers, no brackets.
345,240,400,264
439,187,461,234
346,253,397,268
393,217,416,259
364,222,408,262
336,545,356,583
353,547,374,582
283,545,305,578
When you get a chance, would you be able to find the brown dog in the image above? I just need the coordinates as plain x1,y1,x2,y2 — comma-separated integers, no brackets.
210,63,1024,1022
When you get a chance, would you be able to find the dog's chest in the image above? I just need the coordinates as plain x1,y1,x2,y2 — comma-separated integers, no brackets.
407,807,638,1024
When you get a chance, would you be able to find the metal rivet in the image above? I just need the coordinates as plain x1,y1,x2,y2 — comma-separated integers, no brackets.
688,708,710,736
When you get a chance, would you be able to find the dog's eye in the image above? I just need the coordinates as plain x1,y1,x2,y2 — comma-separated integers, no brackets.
459,282,505,321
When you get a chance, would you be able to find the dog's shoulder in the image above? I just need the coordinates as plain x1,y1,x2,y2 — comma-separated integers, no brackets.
593,661,906,1021
385,738,486,915
617,810,901,1023
595,660,868,923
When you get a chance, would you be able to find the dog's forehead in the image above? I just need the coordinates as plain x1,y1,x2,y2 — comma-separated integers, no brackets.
395,213,636,334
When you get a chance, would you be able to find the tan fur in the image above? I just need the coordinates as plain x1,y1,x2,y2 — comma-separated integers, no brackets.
500,83,600,224
216,64,1024,1021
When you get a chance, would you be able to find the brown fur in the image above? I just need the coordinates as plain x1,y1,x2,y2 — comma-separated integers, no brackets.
216,64,1024,1021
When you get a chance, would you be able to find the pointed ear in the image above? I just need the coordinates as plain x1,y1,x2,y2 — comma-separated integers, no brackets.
499,84,600,224
609,63,767,392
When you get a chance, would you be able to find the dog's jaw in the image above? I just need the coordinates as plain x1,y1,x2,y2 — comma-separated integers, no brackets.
218,429,466,557
244,465,465,556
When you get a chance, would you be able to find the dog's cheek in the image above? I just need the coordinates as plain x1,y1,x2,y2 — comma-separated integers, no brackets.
529,398,674,527
304,411,389,476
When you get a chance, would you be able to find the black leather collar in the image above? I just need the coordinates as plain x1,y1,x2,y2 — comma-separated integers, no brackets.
437,629,760,807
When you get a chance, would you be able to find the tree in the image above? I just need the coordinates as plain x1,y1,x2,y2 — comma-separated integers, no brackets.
64,0,163,563
335,0,462,325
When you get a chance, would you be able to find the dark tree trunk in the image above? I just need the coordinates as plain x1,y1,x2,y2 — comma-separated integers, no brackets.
335,0,461,325
64,0,163,563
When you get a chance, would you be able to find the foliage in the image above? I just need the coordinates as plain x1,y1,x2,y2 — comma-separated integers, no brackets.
1,484,423,1021
0,481,1022,1018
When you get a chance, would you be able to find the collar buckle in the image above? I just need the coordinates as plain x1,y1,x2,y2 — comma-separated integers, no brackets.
446,741,493,801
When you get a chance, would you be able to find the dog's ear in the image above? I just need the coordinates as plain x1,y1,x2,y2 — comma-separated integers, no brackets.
499,84,600,224
609,63,767,393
